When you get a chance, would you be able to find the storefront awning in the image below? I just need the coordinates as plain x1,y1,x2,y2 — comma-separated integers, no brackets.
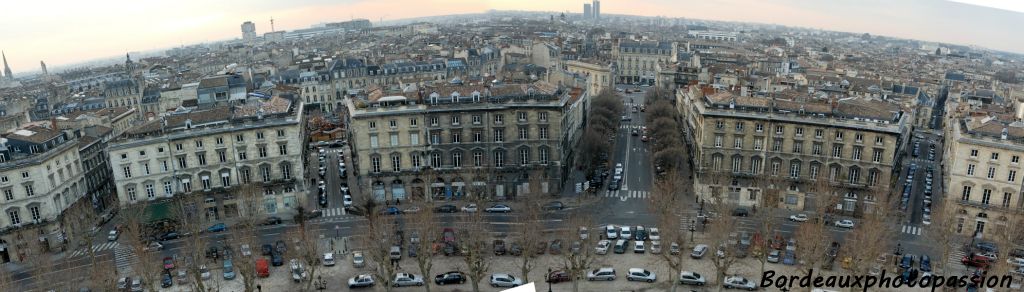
145,201,175,223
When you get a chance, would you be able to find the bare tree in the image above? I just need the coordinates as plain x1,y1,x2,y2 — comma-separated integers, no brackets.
513,200,545,284
748,175,787,285
559,214,596,292
409,200,439,292
792,179,839,275
119,201,163,291
232,183,265,292
457,197,492,292
174,194,212,292
357,198,399,292
287,223,323,292
702,181,743,291
648,170,688,292
841,195,897,292
926,198,964,278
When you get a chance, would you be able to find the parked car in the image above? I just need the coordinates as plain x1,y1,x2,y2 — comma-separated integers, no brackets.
649,228,661,241
578,226,589,240
627,268,656,282
461,204,478,213
276,240,287,254
595,240,611,255
107,230,119,241
587,267,617,281
207,223,227,233
159,231,180,241
393,273,425,287
493,240,507,255
222,259,236,280
619,226,632,240
162,256,175,270
633,240,645,253
613,239,627,254
271,252,284,266
485,204,512,213
650,241,662,254
605,225,618,239
547,270,571,283
489,273,523,288
732,208,749,217
834,220,855,228
434,271,467,285
549,239,563,254
542,201,565,211
161,272,173,288
509,242,523,256
240,244,252,257
767,250,781,263
634,225,648,241
323,252,335,266
434,205,458,213
679,271,706,286
723,276,757,290
144,242,164,252
352,251,365,268
691,244,708,259
260,244,274,255
789,214,809,222
348,274,375,288
199,265,211,280
380,206,402,215
670,242,681,255
962,254,994,268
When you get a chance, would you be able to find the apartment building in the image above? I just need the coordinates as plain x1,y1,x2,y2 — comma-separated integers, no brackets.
346,82,587,202
108,96,305,223
613,40,676,85
944,108,1024,241
0,126,87,263
565,59,616,95
681,90,909,216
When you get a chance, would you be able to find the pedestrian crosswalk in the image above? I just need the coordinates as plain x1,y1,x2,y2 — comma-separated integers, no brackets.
113,244,138,273
602,190,650,199
901,225,923,236
69,241,120,258
948,249,969,272
619,125,644,130
321,207,347,217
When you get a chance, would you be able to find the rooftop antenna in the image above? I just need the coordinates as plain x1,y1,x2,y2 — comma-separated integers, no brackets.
270,17,275,32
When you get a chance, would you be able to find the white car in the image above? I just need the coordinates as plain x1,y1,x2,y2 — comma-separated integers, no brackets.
348,274,375,288
323,252,335,266
578,226,589,240
619,226,632,240
633,240,645,253
107,230,119,241
626,268,656,283
649,228,661,241
922,214,932,225
485,204,512,213
392,273,425,287
650,241,662,254
343,195,353,209
352,251,365,268
595,240,611,255
461,204,478,213
789,214,809,222
240,244,252,257
606,225,618,239
834,220,855,228
679,271,706,286
489,273,522,287
587,267,616,281
614,163,624,175
1008,257,1024,267
724,276,757,290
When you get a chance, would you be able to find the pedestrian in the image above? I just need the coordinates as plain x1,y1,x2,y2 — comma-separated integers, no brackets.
396,198,400,205
257,284,262,292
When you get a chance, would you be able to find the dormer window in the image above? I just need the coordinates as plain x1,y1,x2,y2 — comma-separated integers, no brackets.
450,92,460,103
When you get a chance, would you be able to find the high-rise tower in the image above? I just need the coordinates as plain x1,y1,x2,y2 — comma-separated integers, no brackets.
2,51,12,80
593,0,601,20
40,61,47,75
241,21,257,43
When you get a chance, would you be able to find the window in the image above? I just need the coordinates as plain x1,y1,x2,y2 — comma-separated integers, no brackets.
410,133,420,145
390,133,399,146
8,209,20,225
370,135,379,148
175,143,183,151
518,112,527,122
241,169,251,184
278,144,288,155
1004,193,1012,208
197,153,207,165
875,136,883,144
716,121,724,129
795,127,804,136
962,185,972,200
143,163,150,175
991,153,1000,160
835,131,844,140
539,127,549,140
849,168,860,184
277,129,285,137
774,126,784,135
809,164,819,179
123,166,132,178
772,139,782,152
0,176,6,183
732,157,742,172
3,189,11,201
452,152,463,167
235,134,245,142
201,176,211,190
967,164,976,176
494,114,504,124
867,171,878,186
855,133,863,142
158,147,165,153
712,156,722,170
829,166,839,182
237,151,247,161
182,179,192,192
389,120,397,128
789,162,801,178
771,161,781,176
195,140,203,148
451,115,461,125
472,115,482,124
873,149,883,162
519,128,529,140
735,122,744,131
371,156,381,173
754,138,763,150
369,121,377,129
473,131,483,143
970,149,978,157
22,185,34,197
473,152,483,167
755,123,764,132
714,135,723,147
494,151,505,167
392,155,401,171
733,137,743,148
520,148,530,165
812,143,822,155
494,129,505,142
164,181,173,196
139,150,146,156
417,152,437,169
408,118,418,127
161,161,168,172
987,167,996,179
411,154,422,169
430,132,440,144
261,166,271,182
832,144,842,158
852,147,862,160
146,184,155,198
792,142,803,154
1011,170,1018,182
539,148,549,164
1014,155,1021,163
982,189,992,205
539,112,549,122
217,150,227,162
814,129,823,138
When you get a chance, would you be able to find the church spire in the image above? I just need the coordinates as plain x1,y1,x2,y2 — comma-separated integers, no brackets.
2,51,12,80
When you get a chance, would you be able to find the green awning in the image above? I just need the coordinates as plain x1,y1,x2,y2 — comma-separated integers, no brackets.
145,201,174,223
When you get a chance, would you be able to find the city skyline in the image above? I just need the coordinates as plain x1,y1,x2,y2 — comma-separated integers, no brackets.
1,0,1022,74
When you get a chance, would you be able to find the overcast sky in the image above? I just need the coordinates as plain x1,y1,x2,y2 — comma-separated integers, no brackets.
1,0,1022,74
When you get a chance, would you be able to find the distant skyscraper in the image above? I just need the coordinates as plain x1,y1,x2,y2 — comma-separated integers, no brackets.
2,51,12,80
583,3,592,19
241,21,257,43
593,0,601,20
40,61,47,75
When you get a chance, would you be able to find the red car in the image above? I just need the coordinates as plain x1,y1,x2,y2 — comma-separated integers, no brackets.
547,270,571,283
961,254,993,269
442,228,456,244
162,256,175,270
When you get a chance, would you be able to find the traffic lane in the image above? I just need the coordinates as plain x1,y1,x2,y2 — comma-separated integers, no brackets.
10,252,116,290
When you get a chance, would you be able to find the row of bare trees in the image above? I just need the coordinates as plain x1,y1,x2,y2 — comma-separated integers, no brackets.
579,90,624,173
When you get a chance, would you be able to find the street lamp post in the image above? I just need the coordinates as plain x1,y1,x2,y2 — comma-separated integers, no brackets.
689,220,695,242
547,268,552,292
335,225,340,239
